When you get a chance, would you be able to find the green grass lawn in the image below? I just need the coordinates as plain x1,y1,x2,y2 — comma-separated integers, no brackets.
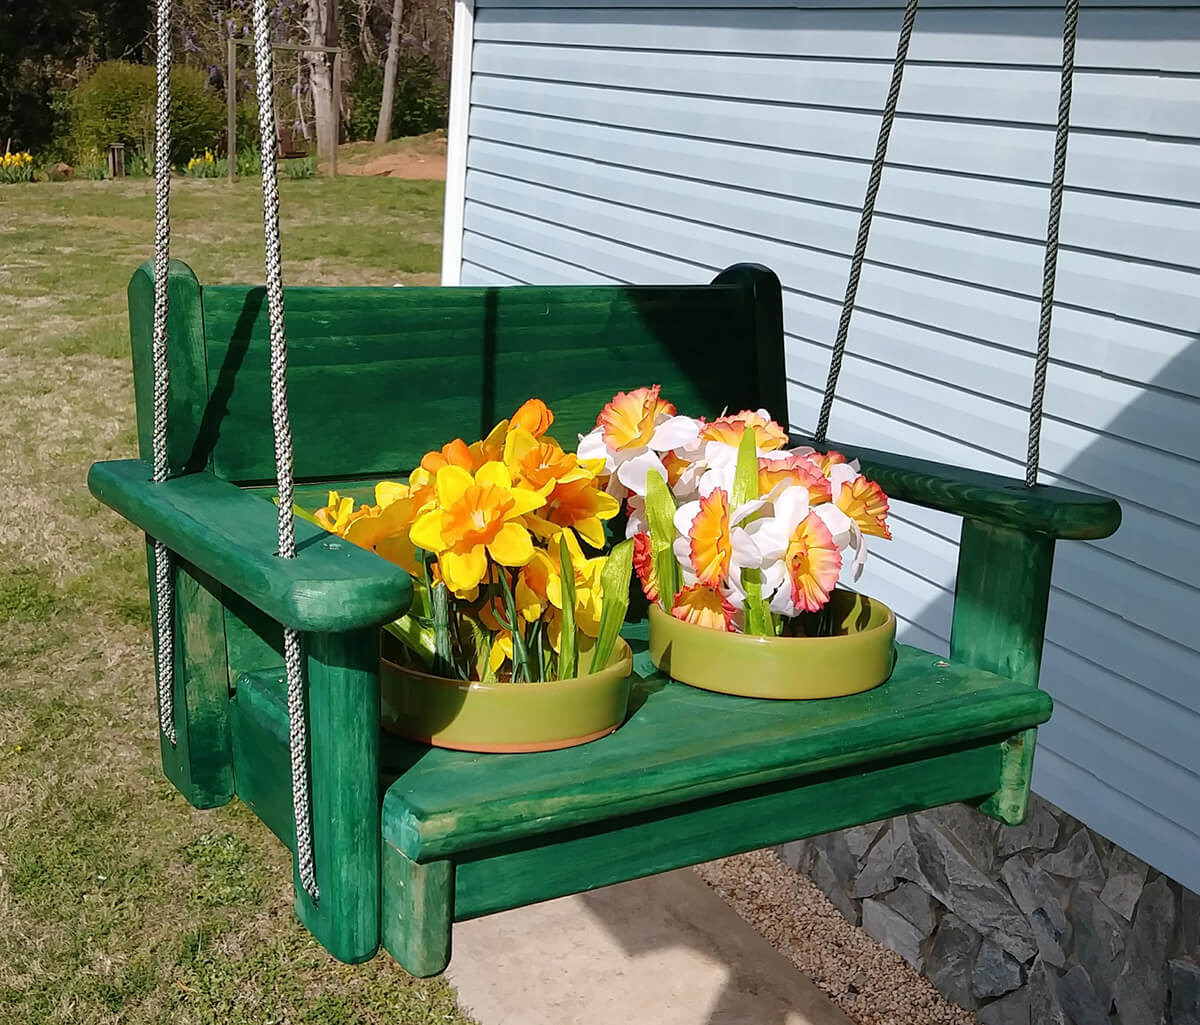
0,172,476,1024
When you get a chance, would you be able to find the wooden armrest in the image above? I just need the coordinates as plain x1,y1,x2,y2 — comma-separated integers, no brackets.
791,435,1121,540
89,459,412,632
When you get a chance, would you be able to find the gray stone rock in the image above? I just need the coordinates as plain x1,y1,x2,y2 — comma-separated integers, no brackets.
812,830,859,890
1059,965,1110,1024
898,816,1037,962
1070,887,1128,1010
1038,829,1105,887
882,880,938,938
1182,889,1200,957
777,839,814,874
1002,854,1067,928
1113,876,1176,1025
973,939,1025,1000
978,987,1031,1025
843,821,887,864
851,825,900,899
1100,846,1149,922
928,913,982,1010
1030,958,1069,1025
811,845,861,926
997,799,1061,857
1032,906,1069,968
1169,958,1200,1025
928,803,1003,874
863,897,925,971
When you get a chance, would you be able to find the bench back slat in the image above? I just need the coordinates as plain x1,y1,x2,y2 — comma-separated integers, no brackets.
129,261,786,485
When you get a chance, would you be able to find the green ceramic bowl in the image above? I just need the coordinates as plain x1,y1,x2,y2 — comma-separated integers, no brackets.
649,590,896,699
380,639,634,752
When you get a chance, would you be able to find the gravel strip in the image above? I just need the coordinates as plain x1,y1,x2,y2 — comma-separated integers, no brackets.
695,850,979,1025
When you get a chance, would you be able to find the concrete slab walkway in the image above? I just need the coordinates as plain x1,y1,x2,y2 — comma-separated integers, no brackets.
447,868,856,1025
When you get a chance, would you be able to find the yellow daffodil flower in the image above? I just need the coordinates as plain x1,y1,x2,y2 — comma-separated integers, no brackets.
410,462,547,597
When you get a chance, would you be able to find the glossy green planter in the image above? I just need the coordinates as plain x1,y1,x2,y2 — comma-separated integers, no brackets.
380,639,634,752
649,590,897,699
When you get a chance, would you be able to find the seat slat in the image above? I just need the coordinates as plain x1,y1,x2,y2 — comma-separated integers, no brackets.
380,631,1053,862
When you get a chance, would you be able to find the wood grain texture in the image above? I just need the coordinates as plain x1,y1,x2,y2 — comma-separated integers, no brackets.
381,843,453,978
89,460,412,633
294,629,383,964
230,668,296,849
147,549,234,808
195,270,774,484
452,742,1001,922
790,433,1121,540
951,518,1055,825
128,260,211,476
381,638,1052,862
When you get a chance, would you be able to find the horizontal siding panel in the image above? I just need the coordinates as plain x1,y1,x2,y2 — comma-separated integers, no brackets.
469,107,876,206
474,41,895,108
1034,749,1200,893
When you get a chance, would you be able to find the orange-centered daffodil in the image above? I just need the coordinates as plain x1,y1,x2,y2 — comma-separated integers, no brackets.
671,583,736,632
783,512,843,613
700,409,788,452
410,462,547,597
835,475,892,540
597,384,677,452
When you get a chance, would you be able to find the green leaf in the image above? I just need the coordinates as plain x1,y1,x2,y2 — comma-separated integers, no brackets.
496,567,531,682
557,535,578,680
383,617,437,671
644,471,680,608
429,582,457,678
740,567,775,637
731,429,760,508
590,539,634,672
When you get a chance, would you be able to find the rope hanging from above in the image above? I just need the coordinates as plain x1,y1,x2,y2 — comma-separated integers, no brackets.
813,0,1080,490
250,0,319,905
151,0,177,746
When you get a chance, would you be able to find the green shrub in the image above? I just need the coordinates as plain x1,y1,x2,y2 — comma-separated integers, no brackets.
70,61,224,167
280,155,316,179
348,52,447,142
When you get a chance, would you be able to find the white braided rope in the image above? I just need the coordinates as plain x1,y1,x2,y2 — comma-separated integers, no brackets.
251,0,318,904
1026,0,1078,488
151,0,177,746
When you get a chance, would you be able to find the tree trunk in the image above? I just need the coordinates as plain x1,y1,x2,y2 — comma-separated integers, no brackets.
306,0,339,163
375,0,404,145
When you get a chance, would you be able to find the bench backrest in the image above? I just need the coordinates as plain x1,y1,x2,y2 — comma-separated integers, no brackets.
129,260,786,485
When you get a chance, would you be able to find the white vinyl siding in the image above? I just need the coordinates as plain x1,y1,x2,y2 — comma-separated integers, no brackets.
455,0,1200,889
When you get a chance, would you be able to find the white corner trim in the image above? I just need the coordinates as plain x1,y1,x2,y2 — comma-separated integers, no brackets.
440,0,475,286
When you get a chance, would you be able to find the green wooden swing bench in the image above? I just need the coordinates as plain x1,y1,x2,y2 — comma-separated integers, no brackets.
88,258,1120,974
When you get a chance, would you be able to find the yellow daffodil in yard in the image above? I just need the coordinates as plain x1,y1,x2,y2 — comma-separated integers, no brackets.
410,462,547,597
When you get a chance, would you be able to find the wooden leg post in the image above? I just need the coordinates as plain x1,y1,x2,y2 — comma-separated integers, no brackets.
293,627,382,963
382,842,453,977
950,517,1055,825
148,546,234,809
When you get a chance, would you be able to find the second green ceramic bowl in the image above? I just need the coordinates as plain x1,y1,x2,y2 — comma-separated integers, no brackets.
648,589,896,699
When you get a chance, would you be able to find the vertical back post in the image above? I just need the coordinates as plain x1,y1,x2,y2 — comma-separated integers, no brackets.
227,38,237,183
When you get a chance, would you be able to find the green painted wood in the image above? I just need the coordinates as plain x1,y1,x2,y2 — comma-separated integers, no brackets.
951,518,1056,826
452,742,1001,922
195,270,774,483
128,260,211,476
223,589,284,683
88,459,412,633
145,548,234,808
381,635,1052,862
381,843,453,978
712,264,788,428
790,434,1121,541
295,628,383,964
230,668,296,849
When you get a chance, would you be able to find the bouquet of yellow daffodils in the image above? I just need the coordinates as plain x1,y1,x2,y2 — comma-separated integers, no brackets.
577,387,891,636
312,400,634,682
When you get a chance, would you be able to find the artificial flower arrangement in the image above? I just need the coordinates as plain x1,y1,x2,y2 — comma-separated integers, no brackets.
310,399,635,685
577,386,892,638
